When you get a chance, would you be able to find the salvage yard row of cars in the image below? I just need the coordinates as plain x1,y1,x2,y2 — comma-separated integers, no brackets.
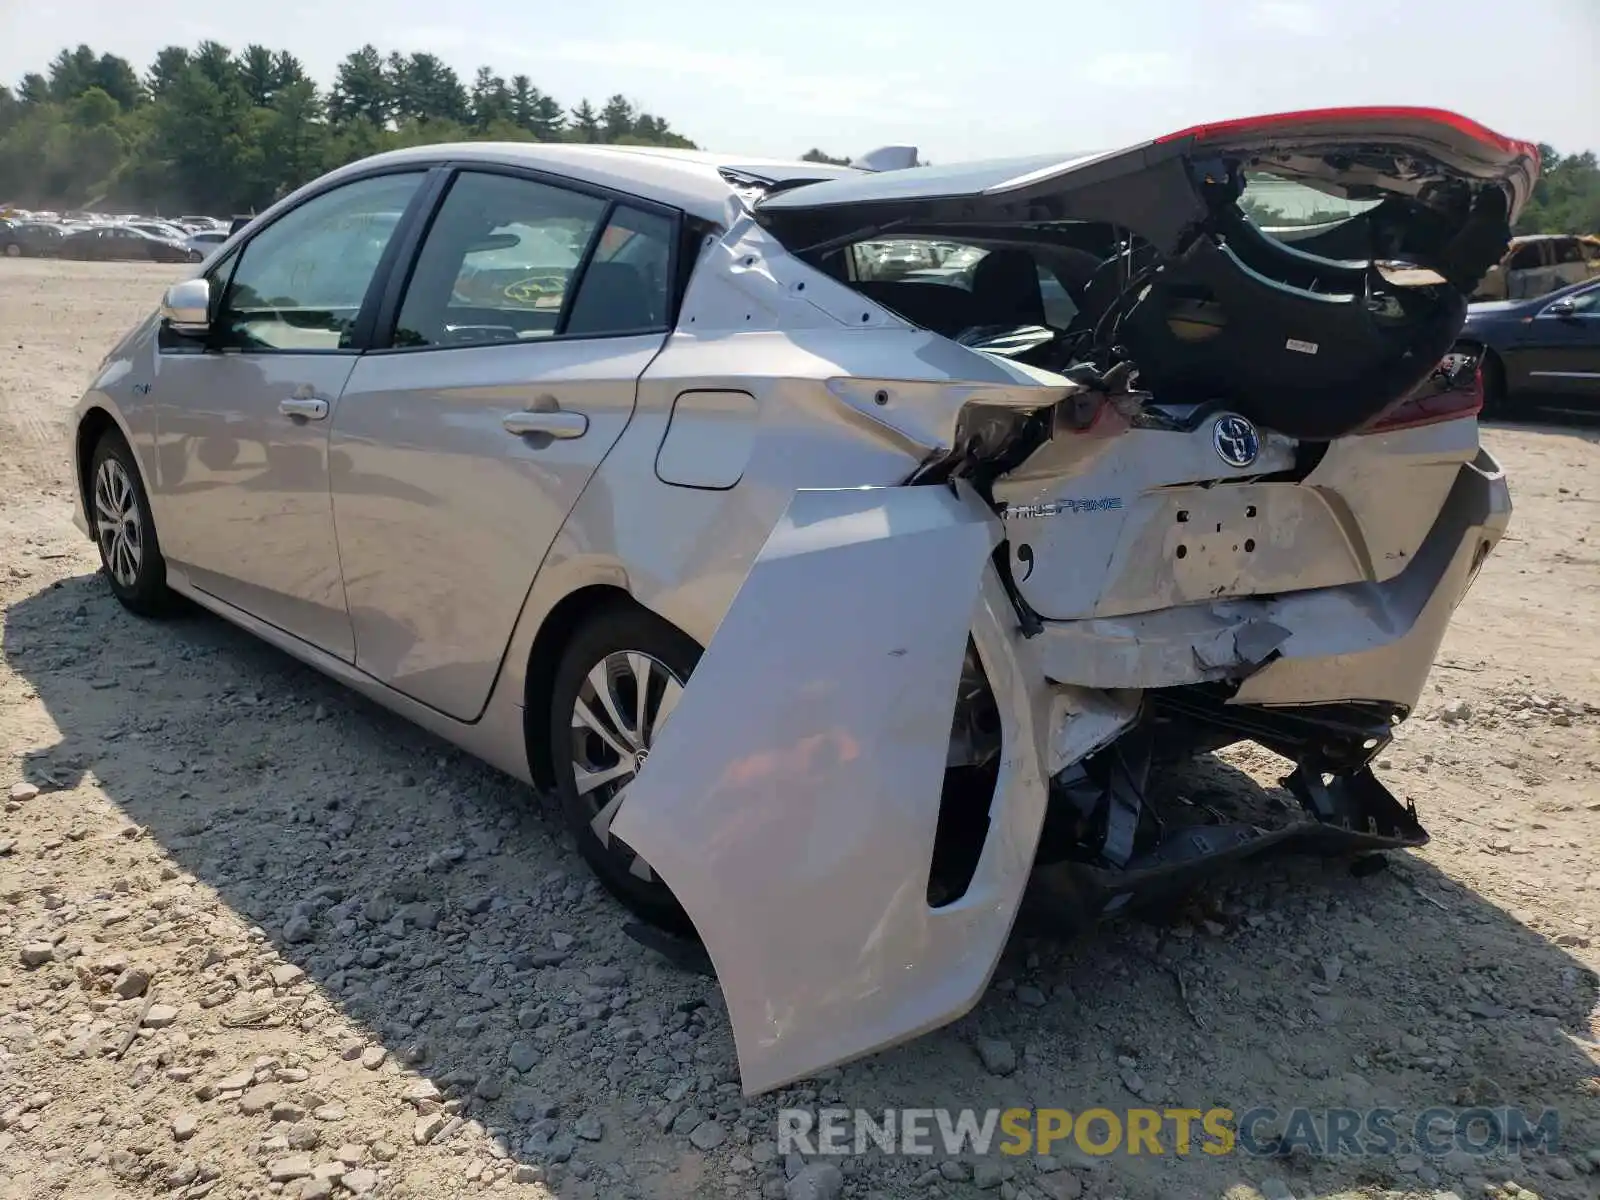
0,209,228,262
59,107,1582,1096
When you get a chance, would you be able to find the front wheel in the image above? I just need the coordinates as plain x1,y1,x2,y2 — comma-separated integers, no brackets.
548,605,701,935
89,431,175,616
2,243,20,258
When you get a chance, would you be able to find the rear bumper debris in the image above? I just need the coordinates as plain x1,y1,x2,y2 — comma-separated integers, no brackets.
1024,762,1425,934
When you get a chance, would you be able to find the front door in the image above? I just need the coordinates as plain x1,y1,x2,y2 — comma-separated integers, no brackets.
330,168,678,719
1514,282,1600,402
150,170,427,658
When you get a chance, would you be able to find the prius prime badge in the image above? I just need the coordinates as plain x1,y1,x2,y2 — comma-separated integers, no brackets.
1213,414,1260,468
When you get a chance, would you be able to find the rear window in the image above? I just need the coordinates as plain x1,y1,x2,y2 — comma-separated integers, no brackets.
845,238,1079,330
1238,173,1381,228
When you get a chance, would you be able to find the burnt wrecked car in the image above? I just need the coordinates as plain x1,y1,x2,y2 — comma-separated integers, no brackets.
69,107,1534,1095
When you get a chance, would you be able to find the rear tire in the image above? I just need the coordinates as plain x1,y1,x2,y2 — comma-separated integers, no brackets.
547,604,702,935
88,430,175,617
1479,349,1510,419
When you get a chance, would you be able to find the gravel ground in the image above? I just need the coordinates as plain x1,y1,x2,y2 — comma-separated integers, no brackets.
2,259,1599,1200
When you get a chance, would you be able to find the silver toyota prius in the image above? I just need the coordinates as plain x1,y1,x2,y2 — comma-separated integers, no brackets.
70,107,1535,1096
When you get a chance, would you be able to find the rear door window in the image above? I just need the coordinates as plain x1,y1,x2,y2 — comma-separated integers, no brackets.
393,171,674,347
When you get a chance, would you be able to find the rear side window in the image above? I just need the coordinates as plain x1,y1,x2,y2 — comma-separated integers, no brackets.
1553,238,1585,265
393,171,674,348
566,205,674,336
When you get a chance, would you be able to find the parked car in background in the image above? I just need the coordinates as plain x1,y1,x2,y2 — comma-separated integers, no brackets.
185,229,228,257
58,225,202,263
1458,276,1600,413
1472,233,1600,301
125,219,193,243
0,218,65,257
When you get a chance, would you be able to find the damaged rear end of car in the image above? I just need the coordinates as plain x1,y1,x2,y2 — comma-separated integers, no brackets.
607,109,1534,1096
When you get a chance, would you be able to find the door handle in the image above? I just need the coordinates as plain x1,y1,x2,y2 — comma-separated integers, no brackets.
502,411,588,439
279,397,329,421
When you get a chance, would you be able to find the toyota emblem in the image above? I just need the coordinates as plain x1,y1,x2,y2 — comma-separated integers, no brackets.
1213,414,1261,468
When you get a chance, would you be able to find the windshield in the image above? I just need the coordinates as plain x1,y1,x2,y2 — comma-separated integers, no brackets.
1239,173,1382,228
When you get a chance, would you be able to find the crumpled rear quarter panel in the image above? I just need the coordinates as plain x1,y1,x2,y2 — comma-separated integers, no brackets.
611,484,1066,1095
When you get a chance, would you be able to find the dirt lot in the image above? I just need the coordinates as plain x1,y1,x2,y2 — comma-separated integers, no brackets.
1,258,1599,1200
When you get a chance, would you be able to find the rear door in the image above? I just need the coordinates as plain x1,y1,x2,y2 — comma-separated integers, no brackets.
330,167,678,720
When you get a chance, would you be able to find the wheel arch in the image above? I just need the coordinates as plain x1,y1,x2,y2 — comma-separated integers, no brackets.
522,582,688,791
75,405,138,522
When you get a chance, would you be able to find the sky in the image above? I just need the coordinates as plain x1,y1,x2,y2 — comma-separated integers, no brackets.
3,0,1598,162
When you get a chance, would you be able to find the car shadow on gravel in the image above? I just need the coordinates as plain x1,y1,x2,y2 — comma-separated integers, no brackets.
1483,410,1600,438
6,571,1600,1200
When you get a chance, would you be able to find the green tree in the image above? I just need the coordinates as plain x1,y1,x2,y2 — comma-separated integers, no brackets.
529,93,564,140
17,73,50,105
392,53,467,124
258,79,328,203
92,54,143,109
801,148,850,165
238,44,279,106
191,41,239,91
147,64,255,212
3,41,702,213
146,47,190,98
470,67,511,131
599,94,635,142
275,52,310,90
71,86,120,128
1517,145,1600,234
507,75,537,133
568,98,600,142
47,45,98,101
329,46,389,127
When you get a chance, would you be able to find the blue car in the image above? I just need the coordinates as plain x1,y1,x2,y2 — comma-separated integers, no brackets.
1458,275,1600,415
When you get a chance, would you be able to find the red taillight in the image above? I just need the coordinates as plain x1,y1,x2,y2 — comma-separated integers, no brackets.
1362,357,1484,433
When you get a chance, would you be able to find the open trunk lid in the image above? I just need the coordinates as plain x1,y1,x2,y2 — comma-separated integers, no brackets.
757,108,1539,440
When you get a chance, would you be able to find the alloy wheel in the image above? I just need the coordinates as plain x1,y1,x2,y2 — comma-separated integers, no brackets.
93,456,144,589
568,650,684,883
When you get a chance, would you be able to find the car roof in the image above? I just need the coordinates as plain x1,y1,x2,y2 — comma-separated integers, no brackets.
1472,273,1600,314
318,143,860,223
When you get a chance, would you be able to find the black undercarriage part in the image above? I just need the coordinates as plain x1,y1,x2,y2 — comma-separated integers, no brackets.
1025,697,1426,933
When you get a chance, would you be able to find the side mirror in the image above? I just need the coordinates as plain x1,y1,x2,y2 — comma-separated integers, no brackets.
1546,297,1578,317
160,278,211,335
